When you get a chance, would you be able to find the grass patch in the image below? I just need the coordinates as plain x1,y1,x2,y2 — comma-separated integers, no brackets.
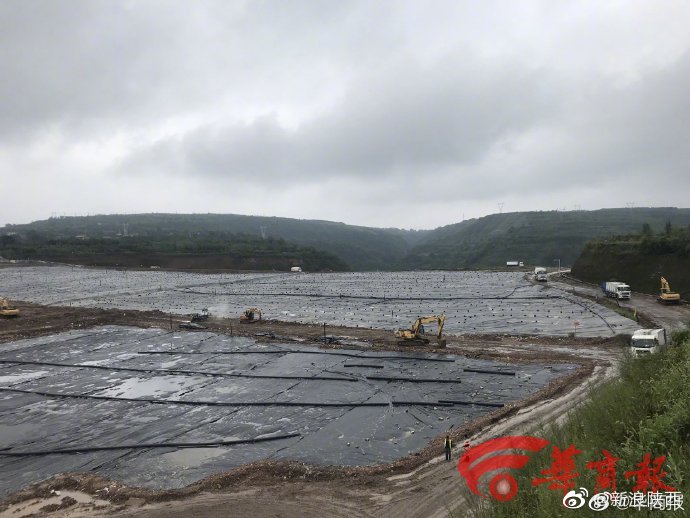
610,305,638,321
464,331,690,517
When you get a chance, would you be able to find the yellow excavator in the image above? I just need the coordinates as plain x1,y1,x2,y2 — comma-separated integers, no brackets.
240,307,262,323
395,314,446,347
658,277,681,305
0,297,19,318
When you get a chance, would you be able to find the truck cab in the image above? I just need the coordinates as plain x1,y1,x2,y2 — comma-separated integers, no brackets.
533,267,547,282
630,328,667,356
603,282,631,300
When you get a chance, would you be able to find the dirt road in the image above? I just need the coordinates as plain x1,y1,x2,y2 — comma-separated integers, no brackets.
547,271,690,331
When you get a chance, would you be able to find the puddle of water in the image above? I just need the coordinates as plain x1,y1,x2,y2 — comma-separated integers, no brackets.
0,423,35,444
160,358,185,369
160,446,231,468
214,384,244,395
0,371,48,384
96,376,204,398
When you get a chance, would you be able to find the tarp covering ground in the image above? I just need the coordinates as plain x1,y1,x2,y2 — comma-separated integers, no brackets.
0,326,574,495
0,267,639,336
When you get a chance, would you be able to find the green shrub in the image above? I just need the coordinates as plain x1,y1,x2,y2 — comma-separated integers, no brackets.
468,335,690,517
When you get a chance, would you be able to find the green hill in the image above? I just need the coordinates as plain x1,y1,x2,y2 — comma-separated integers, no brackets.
0,230,349,272
400,207,690,269
571,225,690,299
3,208,690,271
1,214,427,271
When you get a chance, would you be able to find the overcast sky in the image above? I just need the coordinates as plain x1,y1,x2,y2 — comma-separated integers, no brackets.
1,1,689,229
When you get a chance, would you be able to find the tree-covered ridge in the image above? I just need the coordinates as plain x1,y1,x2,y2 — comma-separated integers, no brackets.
0,231,349,272
1,213,426,271
579,221,690,258
3,208,690,270
572,222,690,298
401,207,690,269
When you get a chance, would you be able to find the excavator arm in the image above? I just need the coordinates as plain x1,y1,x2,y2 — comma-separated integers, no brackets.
396,313,446,344
437,313,445,338
659,277,680,304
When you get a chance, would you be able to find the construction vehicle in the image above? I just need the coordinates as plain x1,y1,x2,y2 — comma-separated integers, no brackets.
533,267,547,282
240,307,262,323
631,328,668,356
191,308,210,322
602,281,631,300
395,314,446,347
658,277,681,305
0,297,19,318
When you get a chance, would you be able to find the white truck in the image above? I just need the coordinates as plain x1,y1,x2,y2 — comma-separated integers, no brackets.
630,328,667,356
533,267,547,282
602,281,631,300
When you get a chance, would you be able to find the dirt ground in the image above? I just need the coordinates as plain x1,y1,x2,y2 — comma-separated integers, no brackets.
0,301,627,517
547,271,690,331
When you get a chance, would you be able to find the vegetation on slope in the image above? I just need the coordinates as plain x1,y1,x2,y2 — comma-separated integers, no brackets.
402,208,690,270
1,213,426,271
572,223,690,299
469,329,690,517
0,231,349,272
3,208,690,271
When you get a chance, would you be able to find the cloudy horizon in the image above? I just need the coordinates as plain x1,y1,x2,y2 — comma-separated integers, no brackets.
2,1,689,230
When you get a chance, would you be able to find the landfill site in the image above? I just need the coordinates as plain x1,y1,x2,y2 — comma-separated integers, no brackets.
0,266,638,517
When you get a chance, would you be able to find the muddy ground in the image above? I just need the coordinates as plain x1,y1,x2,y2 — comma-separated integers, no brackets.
0,301,628,517
0,300,628,355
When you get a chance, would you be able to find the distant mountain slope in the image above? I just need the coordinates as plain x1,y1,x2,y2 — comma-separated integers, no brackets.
2,213,428,271
572,226,690,299
4,208,690,271
400,208,690,269
0,230,348,272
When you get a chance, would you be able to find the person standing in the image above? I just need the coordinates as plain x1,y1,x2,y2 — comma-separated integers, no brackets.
444,435,452,461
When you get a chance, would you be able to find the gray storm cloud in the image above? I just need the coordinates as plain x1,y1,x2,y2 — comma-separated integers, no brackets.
121,56,561,183
1,1,689,227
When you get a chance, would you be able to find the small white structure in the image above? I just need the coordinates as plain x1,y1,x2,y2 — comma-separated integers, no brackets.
290,266,303,273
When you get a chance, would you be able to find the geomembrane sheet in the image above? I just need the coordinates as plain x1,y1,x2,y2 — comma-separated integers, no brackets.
0,267,639,337
0,326,576,495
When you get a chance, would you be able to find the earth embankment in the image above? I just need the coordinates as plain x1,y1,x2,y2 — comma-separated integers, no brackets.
572,244,690,299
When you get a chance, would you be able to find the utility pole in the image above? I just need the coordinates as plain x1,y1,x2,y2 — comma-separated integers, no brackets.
497,202,504,214
554,259,561,274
